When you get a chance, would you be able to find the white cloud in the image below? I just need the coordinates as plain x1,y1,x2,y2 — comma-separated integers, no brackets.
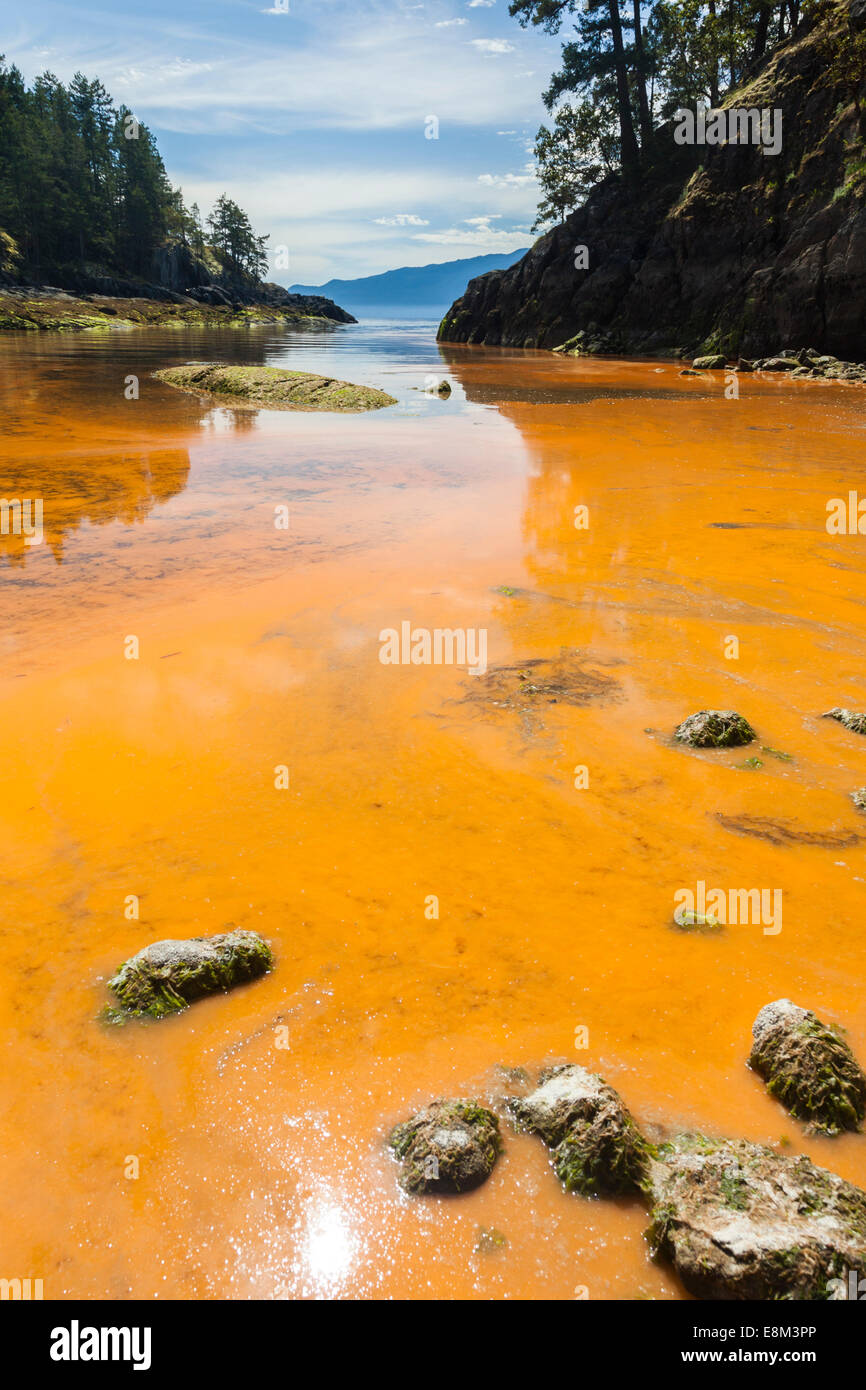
478,163,537,188
470,38,515,53
413,223,529,249
435,17,468,25
468,1,496,7
373,214,431,226
11,6,550,134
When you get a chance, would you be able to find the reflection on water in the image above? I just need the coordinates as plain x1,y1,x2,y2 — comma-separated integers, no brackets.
0,448,190,566
1,320,866,1301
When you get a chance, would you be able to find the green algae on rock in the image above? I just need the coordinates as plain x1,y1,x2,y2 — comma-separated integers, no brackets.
691,354,727,369
154,363,396,413
388,1098,502,1195
103,929,273,1022
674,709,756,748
647,1134,866,1300
749,999,866,1135
508,1063,651,1197
823,707,866,735
673,907,722,932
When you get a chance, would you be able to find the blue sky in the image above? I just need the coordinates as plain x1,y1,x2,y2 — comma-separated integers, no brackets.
4,0,564,283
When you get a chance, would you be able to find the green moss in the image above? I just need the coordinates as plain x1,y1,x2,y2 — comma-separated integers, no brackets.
105,930,273,1022
675,710,756,748
752,1013,866,1135
389,1098,502,1195
552,1110,652,1198
720,1172,751,1210
154,363,396,413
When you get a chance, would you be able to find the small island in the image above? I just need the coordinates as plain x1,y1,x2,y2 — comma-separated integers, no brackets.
154,363,397,412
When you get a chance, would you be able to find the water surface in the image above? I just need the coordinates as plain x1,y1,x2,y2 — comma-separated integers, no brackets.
2,318,866,1299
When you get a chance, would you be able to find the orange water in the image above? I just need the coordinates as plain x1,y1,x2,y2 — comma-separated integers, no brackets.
2,325,866,1300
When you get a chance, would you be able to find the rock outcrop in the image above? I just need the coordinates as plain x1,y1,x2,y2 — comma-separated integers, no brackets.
104,929,273,1021
749,999,866,1134
674,710,756,747
154,364,396,412
389,1099,502,1195
439,5,866,360
508,1064,650,1196
823,707,866,734
648,1135,866,1299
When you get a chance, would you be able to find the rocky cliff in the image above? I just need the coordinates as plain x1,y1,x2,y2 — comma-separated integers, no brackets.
439,1,866,360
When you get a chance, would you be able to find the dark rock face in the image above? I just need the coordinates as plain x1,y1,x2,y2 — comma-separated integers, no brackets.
182,281,355,322
508,1064,649,1196
648,1136,866,1299
674,710,756,747
439,13,866,360
388,1099,502,1195
105,929,273,1021
750,999,866,1135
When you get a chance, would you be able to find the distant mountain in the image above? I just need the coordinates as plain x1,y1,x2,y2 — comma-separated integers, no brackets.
289,250,529,319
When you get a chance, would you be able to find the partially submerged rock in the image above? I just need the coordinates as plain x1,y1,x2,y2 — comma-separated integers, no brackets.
749,999,866,1135
508,1064,650,1196
823,707,866,735
104,929,273,1021
691,354,727,369
462,650,620,715
154,363,396,412
758,355,800,371
673,907,721,931
674,709,756,748
647,1135,866,1300
435,379,452,397
715,813,860,849
852,788,866,812
389,1098,502,1195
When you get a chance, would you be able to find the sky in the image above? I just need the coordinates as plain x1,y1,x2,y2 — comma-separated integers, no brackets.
3,0,565,284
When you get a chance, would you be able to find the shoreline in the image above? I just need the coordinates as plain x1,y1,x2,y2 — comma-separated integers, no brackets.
0,287,353,334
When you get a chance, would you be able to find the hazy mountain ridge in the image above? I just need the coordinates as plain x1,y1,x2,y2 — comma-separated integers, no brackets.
290,251,529,317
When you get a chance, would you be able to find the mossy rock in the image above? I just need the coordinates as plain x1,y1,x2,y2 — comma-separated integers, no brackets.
388,1098,502,1195
692,354,727,369
552,1103,651,1197
103,928,273,1022
647,1135,866,1299
674,709,756,748
823,707,866,735
154,363,396,413
851,788,866,811
749,999,866,1135
509,1063,651,1197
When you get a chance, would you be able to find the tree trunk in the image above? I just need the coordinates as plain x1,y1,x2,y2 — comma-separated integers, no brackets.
631,0,653,148
708,0,721,107
752,3,772,64
608,0,640,175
